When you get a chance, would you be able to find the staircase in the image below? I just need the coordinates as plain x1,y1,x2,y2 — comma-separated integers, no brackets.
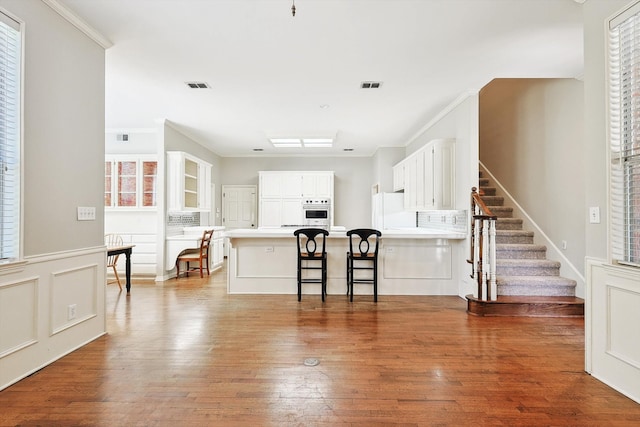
466,172,584,317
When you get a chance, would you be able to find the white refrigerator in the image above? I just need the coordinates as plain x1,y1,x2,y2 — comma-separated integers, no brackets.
371,193,416,229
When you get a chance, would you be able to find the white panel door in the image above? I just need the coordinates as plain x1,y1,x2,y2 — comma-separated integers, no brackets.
223,185,257,229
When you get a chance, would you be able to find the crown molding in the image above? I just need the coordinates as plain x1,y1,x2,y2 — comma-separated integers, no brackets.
404,90,477,147
41,0,112,49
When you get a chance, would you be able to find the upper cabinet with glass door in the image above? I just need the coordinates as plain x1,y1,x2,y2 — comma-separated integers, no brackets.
166,151,212,212
105,156,158,209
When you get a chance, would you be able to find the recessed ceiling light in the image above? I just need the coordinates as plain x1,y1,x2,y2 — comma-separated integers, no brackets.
269,138,302,148
303,138,333,148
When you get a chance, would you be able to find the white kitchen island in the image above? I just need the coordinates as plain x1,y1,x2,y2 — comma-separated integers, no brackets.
225,227,467,296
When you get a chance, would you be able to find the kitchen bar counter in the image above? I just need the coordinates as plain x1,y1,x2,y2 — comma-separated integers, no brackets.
226,227,466,296
225,227,466,240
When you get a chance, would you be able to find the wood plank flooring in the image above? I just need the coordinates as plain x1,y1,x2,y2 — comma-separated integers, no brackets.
1,264,639,426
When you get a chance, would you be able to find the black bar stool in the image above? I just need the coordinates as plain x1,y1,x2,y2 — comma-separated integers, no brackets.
294,228,329,301
346,228,381,302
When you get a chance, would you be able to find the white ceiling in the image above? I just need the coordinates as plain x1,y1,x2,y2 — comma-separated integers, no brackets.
58,0,584,157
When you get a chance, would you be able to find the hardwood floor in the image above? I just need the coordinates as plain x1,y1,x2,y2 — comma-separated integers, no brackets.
1,264,639,426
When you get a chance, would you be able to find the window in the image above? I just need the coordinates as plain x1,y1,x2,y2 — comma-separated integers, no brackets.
0,12,20,262
105,157,157,208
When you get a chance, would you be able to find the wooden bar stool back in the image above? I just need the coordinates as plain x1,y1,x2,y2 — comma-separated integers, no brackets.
294,228,329,301
346,228,381,302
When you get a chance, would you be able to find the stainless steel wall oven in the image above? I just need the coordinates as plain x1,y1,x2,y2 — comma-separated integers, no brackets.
302,199,331,229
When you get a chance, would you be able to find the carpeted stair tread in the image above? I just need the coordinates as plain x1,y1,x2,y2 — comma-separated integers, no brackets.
489,206,513,218
496,276,577,296
480,186,497,196
480,195,504,206
496,230,534,244
496,259,561,276
494,218,523,230
496,244,547,259
496,258,560,267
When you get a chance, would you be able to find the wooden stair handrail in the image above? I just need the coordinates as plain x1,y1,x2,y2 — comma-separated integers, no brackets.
468,187,496,264
468,186,498,302
471,187,496,219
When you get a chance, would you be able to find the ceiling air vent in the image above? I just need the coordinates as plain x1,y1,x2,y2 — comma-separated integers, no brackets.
186,82,210,89
361,81,382,89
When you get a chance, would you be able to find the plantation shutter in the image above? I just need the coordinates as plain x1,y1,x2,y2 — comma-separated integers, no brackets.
0,11,20,261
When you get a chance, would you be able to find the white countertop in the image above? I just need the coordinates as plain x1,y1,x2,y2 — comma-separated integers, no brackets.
166,226,226,241
224,227,466,240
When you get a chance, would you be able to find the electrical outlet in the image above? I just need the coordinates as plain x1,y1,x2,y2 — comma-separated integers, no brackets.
562,240,567,250
77,207,96,221
265,246,274,252
67,304,77,320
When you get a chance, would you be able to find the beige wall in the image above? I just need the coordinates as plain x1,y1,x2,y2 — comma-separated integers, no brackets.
479,78,585,276
6,0,106,255
584,0,630,261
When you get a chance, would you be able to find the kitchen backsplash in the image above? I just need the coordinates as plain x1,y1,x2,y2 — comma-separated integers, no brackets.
417,210,467,233
167,212,201,236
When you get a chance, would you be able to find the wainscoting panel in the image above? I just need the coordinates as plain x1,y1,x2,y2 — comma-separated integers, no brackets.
0,247,106,391
0,277,39,358
586,258,640,404
50,264,99,335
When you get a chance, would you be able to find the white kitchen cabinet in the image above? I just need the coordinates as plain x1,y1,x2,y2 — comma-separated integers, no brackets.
259,199,283,227
258,198,302,227
282,173,303,198
258,171,334,227
259,173,284,198
393,161,405,192
212,234,224,270
282,198,302,225
260,171,303,198
302,172,333,199
403,155,417,210
403,151,426,209
199,161,212,211
167,151,212,212
394,138,455,211
424,139,455,210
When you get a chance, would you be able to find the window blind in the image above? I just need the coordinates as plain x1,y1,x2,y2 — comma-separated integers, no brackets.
0,11,20,261
610,1,640,266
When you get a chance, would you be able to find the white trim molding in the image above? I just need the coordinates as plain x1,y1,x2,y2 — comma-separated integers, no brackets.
41,0,112,49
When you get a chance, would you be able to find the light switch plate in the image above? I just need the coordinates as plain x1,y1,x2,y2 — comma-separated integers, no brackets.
77,206,96,221
589,207,600,224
